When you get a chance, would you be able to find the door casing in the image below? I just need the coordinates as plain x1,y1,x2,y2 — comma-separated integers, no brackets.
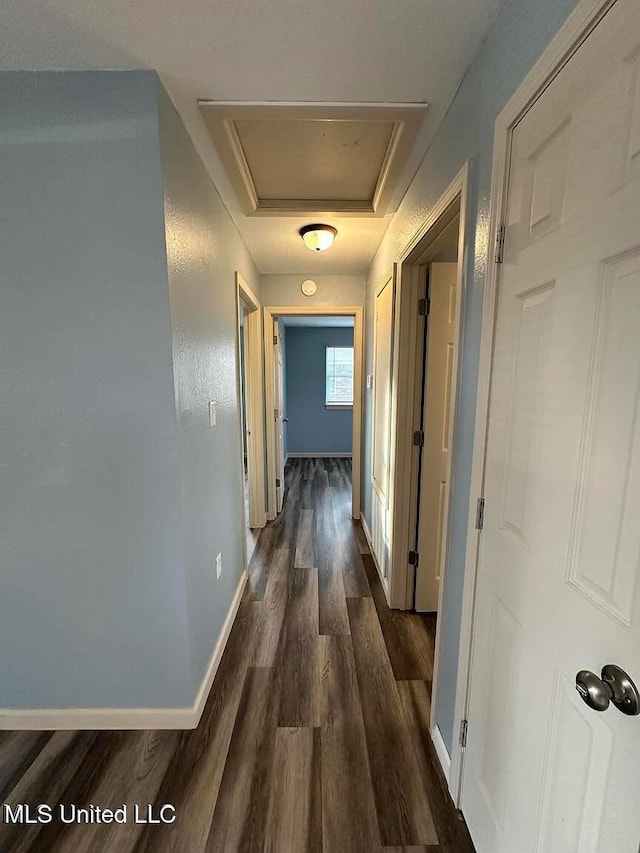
235,273,267,535
263,305,364,520
386,166,468,790
449,0,622,811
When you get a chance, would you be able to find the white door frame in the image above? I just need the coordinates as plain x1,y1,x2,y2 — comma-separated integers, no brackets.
454,0,620,808
235,272,266,532
385,164,469,787
387,164,469,612
263,305,364,520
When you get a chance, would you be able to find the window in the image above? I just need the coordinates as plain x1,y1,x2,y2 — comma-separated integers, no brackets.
325,346,354,407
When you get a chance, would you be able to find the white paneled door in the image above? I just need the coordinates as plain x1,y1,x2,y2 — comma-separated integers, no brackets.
462,1,640,850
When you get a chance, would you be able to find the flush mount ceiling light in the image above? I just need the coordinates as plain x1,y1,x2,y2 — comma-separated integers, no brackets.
299,224,337,252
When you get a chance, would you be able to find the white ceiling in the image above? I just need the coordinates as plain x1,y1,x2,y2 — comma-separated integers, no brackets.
0,0,503,274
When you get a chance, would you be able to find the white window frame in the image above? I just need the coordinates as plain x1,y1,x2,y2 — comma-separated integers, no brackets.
325,345,354,409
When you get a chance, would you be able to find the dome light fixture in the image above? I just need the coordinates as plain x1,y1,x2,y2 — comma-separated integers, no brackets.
299,223,337,252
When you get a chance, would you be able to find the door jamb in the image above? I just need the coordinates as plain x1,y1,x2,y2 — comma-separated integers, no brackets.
235,273,266,533
453,0,619,808
388,165,469,793
389,165,469,614
263,305,364,521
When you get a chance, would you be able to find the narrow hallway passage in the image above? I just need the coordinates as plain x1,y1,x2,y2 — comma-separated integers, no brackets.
0,459,474,853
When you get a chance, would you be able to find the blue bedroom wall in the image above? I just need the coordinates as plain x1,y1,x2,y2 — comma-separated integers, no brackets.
284,326,354,456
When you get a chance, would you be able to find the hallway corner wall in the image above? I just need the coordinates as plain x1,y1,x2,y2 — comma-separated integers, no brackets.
0,70,262,716
260,274,365,308
0,71,192,710
362,0,579,754
157,83,262,693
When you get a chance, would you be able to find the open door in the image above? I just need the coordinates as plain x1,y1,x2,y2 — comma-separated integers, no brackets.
273,318,286,514
415,261,458,611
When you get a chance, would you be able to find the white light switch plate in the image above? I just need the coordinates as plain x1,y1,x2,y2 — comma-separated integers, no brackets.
209,401,217,427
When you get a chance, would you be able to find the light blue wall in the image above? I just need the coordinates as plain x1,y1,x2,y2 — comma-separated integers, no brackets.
158,85,261,693
0,71,260,711
261,275,365,308
285,327,354,455
0,72,191,708
363,0,578,753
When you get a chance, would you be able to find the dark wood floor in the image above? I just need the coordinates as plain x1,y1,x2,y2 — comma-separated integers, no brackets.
0,458,474,853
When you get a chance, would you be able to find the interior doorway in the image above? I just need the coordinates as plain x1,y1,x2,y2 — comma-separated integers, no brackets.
264,306,364,521
413,216,460,613
385,165,468,783
235,273,266,562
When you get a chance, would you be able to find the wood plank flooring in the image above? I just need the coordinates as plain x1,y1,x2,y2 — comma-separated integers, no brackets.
0,458,474,853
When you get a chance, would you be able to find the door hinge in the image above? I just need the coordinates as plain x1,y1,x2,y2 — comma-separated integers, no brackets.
495,224,506,264
418,297,431,316
460,718,468,748
275,478,281,488
413,429,424,447
475,497,485,530
273,334,278,345
408,550,419,567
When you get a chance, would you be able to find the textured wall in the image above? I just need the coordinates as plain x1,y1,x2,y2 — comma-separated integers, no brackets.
284,327,354,455
261,274,365,308
0,71,261,712
158,85,261,692
0,72,191,708
363,0,579,752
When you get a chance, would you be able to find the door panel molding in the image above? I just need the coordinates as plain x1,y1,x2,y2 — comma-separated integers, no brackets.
459,0,632,836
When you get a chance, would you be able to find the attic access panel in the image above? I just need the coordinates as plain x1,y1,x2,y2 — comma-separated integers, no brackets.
198,102,428,216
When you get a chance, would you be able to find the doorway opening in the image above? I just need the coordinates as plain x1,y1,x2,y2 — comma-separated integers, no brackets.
235,273,266,563
386,165,468,784
264,306,364,521
413,214,460,614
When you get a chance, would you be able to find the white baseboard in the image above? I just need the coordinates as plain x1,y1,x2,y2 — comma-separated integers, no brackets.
360,513,374,552
0,570,248,731
286,452,352,458
190,569,247,728
360,514,388,595
431,723,451,782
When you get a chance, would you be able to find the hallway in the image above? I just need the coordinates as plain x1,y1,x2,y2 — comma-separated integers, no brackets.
0,458,473,853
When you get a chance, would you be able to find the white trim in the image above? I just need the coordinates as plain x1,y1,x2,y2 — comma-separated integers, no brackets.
371,269,396,510
286,452,353,458
236,273,267,531
264,305,364,521
360,514,389,594
454,0,619,808
360,513,374,551
383,165,470,800
189,569,247,726
0,571,248,731
431,724,452,782
389,164,469,613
